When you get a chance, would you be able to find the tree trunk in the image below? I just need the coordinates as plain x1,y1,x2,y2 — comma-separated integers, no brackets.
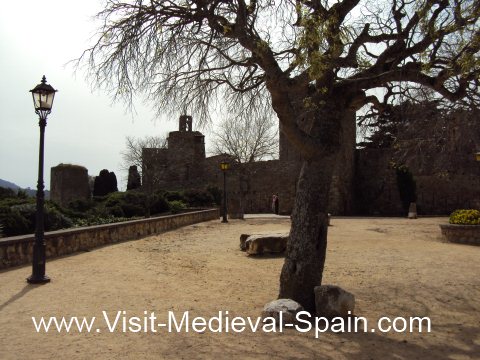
278,102,350,314
278,156,336,313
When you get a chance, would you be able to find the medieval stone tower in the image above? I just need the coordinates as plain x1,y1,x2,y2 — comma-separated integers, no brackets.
50,164,91,207
142,115,206,190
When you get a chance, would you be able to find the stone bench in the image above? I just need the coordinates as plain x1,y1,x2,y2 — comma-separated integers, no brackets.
240,233,289,255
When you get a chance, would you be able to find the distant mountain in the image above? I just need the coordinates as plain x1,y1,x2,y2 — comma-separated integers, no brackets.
0,179,20,190
0,179,50,199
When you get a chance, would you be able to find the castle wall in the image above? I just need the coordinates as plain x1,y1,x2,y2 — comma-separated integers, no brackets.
355,149,480,216
329,110,356,215
203,159,300,216
143,113,480,217
354,149,404,216
143,115,356,215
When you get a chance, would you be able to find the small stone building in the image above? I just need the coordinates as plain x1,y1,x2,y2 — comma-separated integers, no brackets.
50,164,91,207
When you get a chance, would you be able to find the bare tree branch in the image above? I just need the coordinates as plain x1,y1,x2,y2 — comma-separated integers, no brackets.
211,114,279,163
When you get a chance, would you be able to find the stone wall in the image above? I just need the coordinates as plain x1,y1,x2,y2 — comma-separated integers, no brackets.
143,115,356,215
355,148,480,216
354,149,404,216
328,111,357,215
142,113,479,216
50,164,91,207
205,159,300,216
440,224,480,245
0,209,219,270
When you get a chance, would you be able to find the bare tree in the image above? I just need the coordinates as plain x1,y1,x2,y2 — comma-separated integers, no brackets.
120,135,167,176
211,116,278,163
80,0,480,312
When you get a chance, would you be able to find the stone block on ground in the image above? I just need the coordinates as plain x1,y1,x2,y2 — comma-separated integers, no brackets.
239,234,250,251
314,285,355,318
244,233,289,255
261,299,304,325
408,202,417,219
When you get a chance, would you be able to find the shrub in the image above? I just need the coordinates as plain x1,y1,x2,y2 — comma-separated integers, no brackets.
0,203,73,236
164,191,185,202
0,209,31,236
0,197,34,208
149,194,170,215
68,199,96,212
73,215,141,227
0,187,18,201
207,185,222,205
183,189,215,207
104,191,147,218
16,189,29,199
169,200,187,214
44,205,74,231
121,203,146,217
449,209,480,225
106,205,125,218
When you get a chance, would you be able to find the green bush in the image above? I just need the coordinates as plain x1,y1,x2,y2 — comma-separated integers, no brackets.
0,209,31,236
0,203,73,236
0,197,33,208
121,203,146,217
44,205,74,231
149,193,170,215
104,191,146,218
184,189,215,207
103,190,170,217
207,185,222,205
73,215,141,227
449,209,480,225
164,191,185,202
68,199,96,212
106,205,125,218
0,187,16,200
169,200,187,214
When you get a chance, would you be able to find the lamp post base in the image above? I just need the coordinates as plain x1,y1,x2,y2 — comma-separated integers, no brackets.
27,275,51,284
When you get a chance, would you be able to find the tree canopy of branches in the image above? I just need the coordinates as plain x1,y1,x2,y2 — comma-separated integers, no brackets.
359,99,480,174
81,0,480,312
120,135,167,176
211,116,278,163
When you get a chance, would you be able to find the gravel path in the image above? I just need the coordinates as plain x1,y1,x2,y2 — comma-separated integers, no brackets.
1,216,479,359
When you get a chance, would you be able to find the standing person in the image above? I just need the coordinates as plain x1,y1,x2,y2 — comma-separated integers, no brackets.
274,194,279,215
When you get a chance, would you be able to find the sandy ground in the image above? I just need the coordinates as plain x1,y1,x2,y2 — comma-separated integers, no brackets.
1,216,479,360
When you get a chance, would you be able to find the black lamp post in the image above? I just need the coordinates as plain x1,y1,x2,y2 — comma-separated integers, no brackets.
27,76,57,284
220,160,230,223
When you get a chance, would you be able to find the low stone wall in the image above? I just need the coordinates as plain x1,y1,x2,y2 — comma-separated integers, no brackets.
0,209,219,270
440,224,480,246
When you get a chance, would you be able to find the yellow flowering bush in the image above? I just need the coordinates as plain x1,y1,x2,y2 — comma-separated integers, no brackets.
449,209,480,225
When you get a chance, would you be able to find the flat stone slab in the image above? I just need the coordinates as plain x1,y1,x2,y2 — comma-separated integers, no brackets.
240,233,289,255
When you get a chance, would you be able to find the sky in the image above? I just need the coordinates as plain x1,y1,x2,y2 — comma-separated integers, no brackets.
0,0,196,190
